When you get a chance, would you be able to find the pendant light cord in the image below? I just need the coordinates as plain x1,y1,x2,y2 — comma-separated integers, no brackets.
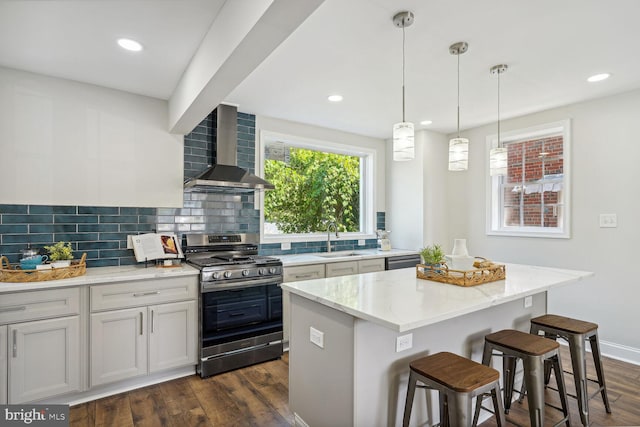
497,69,501,147
402,23,406,122
456,50,460,138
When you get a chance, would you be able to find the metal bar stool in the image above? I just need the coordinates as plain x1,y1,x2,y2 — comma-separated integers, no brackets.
530,314,611,426
402,351,505,427
473,329,571,427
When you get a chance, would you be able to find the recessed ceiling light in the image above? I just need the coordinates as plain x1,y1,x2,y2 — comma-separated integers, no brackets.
117,38,143,52
327,94,343,102
587,73,610,83
420,120,433,126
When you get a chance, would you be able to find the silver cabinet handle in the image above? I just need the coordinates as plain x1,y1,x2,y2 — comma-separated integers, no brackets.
12,329,17,358
139,312,143,335
294,273,314,279
0,306,27,313
151,310,155,333
133,291,160,297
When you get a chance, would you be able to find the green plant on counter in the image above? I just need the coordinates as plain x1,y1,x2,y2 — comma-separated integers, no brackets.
44,241,74,261
420,244,445,265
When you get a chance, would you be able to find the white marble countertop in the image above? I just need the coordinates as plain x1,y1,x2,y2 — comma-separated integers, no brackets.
277,248,419,266
281,263,594,332
0,264,199,293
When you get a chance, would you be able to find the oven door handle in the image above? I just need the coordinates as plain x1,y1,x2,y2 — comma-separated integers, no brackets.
201,276,282,292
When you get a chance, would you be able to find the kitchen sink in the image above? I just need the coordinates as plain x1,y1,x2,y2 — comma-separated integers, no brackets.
316,251,359,258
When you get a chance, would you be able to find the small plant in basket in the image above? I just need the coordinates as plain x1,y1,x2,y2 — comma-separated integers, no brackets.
44,241,74,267
420,244,444,274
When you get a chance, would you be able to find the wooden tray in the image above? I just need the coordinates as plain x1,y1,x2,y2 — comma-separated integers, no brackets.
0,253,87,283
416,263,506,287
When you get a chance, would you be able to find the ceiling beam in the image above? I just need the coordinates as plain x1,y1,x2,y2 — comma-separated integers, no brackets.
168,0,325,135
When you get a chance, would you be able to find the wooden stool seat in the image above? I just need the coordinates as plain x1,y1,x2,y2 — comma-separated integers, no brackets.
485,329,559,356
530,314,611,426
410,351,499,393
403,352,505,427
475,329,571,427
531,314,598,334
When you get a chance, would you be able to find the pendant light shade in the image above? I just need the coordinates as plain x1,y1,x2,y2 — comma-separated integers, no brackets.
489,64,509,176
393,122,415,161
449,137,469,171
448,42,469,171
392,11,415,161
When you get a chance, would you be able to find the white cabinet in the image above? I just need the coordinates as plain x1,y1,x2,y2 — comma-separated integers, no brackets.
0,325,6,404
90,278,197,387
357,258,385,274
283,264,325,282
326,261,359,277
0,288,81,404
9,317,80,403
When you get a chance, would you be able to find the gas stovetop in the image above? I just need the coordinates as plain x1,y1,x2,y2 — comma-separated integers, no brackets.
183,233,282,287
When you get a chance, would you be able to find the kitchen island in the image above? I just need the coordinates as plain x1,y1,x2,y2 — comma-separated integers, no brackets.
282,263,593,427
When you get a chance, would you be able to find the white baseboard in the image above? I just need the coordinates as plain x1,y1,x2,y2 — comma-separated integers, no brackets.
599,339,640,365
293,412,311,427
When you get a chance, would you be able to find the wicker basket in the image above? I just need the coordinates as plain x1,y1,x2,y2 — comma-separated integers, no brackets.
0,253,87,283
416,262,505,287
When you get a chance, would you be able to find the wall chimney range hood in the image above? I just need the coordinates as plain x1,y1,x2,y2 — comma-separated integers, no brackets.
184,104,274,193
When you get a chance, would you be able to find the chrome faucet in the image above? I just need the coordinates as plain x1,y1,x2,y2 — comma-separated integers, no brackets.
326,221,339,253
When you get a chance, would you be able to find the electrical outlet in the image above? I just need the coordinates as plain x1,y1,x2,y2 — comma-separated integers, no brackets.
281,242,292,250
310,327,324,348
127,235,134,249
396,333,413,352
599,213,617,228
358,239,366,246
524,295,533,308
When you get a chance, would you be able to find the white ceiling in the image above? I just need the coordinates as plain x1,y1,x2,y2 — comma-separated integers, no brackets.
2,0,640,138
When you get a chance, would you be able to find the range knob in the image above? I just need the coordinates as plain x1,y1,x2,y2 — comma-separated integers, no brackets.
212,272,221,280
224,271,232,278
258,268,266,275
269,267,277,275
242,270,250,277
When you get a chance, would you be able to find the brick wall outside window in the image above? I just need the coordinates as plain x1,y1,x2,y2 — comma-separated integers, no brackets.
502,136,564,228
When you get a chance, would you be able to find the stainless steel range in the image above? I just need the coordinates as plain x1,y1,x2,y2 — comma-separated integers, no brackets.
185,233,283,378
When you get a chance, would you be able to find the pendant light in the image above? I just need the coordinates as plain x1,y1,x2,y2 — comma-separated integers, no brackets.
448,42,469,171
392,11,415,161
489,64,508,176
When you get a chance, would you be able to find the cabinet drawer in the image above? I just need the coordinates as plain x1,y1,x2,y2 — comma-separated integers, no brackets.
283,264,325,282
326,261,359,278
358,258,385,274
0,288,80,325
91,277,198,312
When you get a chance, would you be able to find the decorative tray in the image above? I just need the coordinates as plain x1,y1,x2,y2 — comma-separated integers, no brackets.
416,262,506,287
0,253,87,283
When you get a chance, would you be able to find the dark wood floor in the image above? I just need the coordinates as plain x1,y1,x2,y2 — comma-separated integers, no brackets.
71,349,640,426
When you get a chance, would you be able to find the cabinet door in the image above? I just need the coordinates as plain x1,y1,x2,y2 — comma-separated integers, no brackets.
8,316,80,404
149,301,197,373
0,325,6,404
91,308,147,387
326,261,359,278
358,258,385,274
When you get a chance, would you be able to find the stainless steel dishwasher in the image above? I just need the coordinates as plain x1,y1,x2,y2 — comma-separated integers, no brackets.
385,254,421,270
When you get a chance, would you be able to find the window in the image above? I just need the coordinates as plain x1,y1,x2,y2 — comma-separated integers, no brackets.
258,131,375,242
487,120,570,238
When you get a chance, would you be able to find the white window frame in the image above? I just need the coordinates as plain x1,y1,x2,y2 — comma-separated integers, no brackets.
486,119,571,238
256,130,376,244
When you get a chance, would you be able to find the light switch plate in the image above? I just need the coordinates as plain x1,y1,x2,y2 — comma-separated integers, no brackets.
281,242,292,250
396,333,413,352
524,295,533,308
310,327,324,348
358,239,366,246
599,214,617,228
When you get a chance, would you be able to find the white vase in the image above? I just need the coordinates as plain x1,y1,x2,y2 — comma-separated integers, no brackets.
51,260,71,268
451,239,469,256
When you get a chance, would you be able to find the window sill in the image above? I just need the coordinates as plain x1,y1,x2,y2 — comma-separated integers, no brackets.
486,229,570,239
